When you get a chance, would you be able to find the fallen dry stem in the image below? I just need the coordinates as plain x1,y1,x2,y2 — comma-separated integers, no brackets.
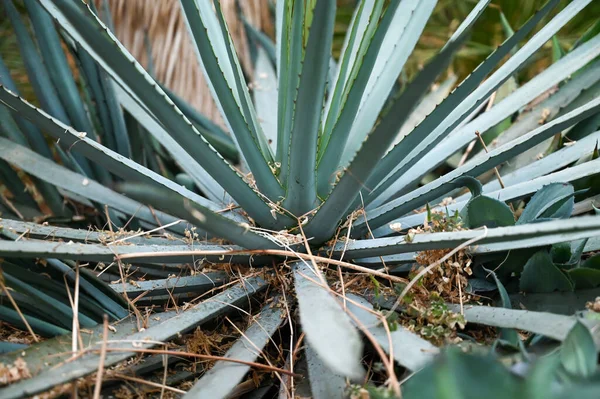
116,249,407,283
0,280,38,343
109,372,186,394
346,310,400,397
92,316,109,399
83,347,299,376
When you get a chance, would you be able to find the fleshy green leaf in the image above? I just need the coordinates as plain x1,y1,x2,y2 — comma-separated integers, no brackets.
293,261,364,379
346,293,438,371
283,0,336,214
183,301,283,399
518,183,575,224
0,277,267,399
461,195,515,228
560,321,597,378
520,251,574,293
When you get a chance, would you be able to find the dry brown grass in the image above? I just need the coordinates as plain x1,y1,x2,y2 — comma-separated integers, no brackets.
97,0,273,125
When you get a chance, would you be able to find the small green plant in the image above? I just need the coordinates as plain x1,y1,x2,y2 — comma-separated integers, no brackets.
0,0,599,397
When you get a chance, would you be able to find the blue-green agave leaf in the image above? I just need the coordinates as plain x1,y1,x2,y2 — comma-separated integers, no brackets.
346,293,438,371
36,0,283,227
183,301,283,399
0,277,267,399
283,0,336,215
180,0,283,201
520,251,574,293
560,321,597,378
368,0,591,206
293,261,364,379
359,96,600,233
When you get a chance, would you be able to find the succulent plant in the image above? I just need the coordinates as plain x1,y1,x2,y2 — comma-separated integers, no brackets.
0,0,600,397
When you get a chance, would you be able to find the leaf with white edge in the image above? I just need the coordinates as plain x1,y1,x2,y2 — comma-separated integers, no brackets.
293,261,364,379
388,33,600,204
376,155,600,237
180,0,282,200
369,2,598,206
275,0,303,173
183,301,283,399
36,0,281,226
346,293,438,371
118,182,278,249
0,137,188,235
118,272,228,298
390,75,457,152
478,59,600,158
0,94,278,246
560,321,597,378
316,0,396,194
0,218,175,245
0,277,268,399
318,0,450,197
113,85,230,205
340,0,443,164
320,0,380,156
158,83,238,161
284,0,336,214
308,3,480,242
331,216,600,259
358,97,600,234
0,240,271,265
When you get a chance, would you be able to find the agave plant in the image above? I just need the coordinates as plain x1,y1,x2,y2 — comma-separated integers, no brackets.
1,0,600,397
